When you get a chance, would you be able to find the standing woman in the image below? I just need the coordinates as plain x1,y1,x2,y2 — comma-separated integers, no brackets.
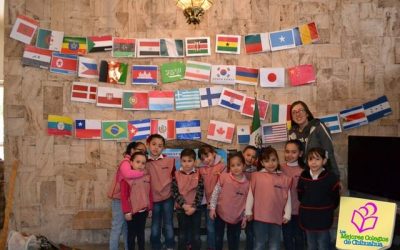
288,101,340,178
108,142,147,250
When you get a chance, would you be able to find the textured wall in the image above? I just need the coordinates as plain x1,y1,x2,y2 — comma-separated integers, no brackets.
3,0,400,244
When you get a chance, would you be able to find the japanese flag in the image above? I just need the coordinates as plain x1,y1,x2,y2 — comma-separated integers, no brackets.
259,68,285,87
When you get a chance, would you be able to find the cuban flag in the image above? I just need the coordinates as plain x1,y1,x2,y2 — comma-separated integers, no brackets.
176,120,201,140
128,119,151,141
362,95,392,123
218,88,246,112
199,87,222,107
340,105,368,130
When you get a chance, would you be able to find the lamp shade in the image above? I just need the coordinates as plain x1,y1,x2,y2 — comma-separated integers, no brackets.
175,0,213,11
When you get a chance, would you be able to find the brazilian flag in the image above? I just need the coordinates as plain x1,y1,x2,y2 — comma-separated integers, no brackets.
101,121,128,140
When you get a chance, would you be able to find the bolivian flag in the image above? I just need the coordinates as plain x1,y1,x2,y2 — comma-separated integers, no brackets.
61,36,88,55
216,34,241,54
48,115,73,136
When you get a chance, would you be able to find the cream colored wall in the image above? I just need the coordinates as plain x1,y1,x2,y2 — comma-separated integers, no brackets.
3,0,400,244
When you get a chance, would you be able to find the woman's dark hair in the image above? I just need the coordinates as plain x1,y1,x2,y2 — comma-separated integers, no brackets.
198,145,216,158
124,141,145,156
306,147,331,170
180,148,196,160
285,139,306,168
146,134,166,145
258,146,281,171
130,151,147,162
227,152,245,173
290,100,314,129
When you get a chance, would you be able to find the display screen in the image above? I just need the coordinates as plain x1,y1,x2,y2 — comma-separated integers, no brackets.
348,135,400,201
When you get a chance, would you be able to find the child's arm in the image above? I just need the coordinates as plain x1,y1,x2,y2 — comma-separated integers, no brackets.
283,191,292,223
245,186,254,220
192,175,204,208
332,180,341,209
120,179,132,214
209,181,222,219
171,174,186,208
120,160,144,179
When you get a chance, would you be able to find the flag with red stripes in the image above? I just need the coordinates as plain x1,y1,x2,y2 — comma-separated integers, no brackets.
71,82,98,103
22,45,52,69
207,120,235,143
96,86,123,108
150,119,176,140
185,37,211,56
137,39,161,57
50,52,78,75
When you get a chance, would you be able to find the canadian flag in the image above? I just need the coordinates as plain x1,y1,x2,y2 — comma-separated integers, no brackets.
150,119,176,140
207,120,235,143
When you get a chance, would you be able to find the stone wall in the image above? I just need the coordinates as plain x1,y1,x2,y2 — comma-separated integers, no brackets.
3,0,400,245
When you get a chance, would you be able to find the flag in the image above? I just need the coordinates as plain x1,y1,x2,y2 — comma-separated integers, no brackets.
288,64,316,86
185,37,211,56
184,60,211,82
107,61,128,84
50,52,78,75
207,120,235,143
78,57,98,78
215,34,241,54
102,121,128,140
218,88,246,112
47,115,73,136
262,123,288,144
269,29,296,51
211,65,236,85
339,105,368,130
175,89,201,110
75,119,102,139
292,27,302,47
160,62,185,83
131,65,158,85
98,60,109,82
259,68,285,87
61,36,88,55
235,66,259,85
237,125,250,144
148,90,175,111
96,86,123,108
271,104,291,129
10,15,39,44
35,28,64,51
244,33,270,53
249,99,262,147
112,38,135,57
123,91,149,110
22,45,52,69
128,119,151,141
299,22,319,45
150,119,176,140
71,82,97,103
318,114,342,134
241,97,269,120
362,95,392,123
87,35,113,52
199,87,223,107
176,120,201,140
137,39,160,57
160,38,184,57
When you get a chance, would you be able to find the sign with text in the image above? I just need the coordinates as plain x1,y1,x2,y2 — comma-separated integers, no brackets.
336,197,397,250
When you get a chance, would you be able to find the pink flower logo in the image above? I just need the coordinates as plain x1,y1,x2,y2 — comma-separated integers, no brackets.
351,202,378,233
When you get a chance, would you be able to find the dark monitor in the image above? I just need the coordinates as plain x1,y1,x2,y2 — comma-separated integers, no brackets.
347,135,400,201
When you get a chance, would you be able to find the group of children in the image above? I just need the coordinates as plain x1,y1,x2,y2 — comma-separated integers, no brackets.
109,134,340,250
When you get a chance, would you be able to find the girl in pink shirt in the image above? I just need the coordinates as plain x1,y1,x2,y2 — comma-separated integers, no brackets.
109,142,147,250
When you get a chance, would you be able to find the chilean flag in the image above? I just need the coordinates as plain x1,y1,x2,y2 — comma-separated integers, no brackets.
75,119,102,139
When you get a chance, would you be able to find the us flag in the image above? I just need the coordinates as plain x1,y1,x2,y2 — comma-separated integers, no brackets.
262,123,288,144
